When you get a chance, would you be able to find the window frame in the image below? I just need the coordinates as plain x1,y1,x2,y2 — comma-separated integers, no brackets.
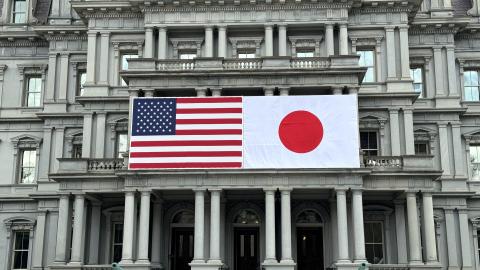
464,70,480,102
120,52,138,86
4,218,35,270
178,50,197,60
296,50,315,58
111,222,124,263
414,141,430,155
237,49,256,59
24,75,42,107
410,67,425,98
76,69,86,97
357,49,376,83
364,221,385,264
115,132,128,159
10,135,42,185
360,131,379,157
18,149,37,184
11,0,27,24
11,230,30,270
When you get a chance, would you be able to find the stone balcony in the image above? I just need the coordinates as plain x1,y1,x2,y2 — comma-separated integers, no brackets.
121,55,365,91
56,158,124,174
364,155,436,172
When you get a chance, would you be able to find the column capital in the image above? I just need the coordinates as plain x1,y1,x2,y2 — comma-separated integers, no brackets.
385,25,396,31
145,26,154,31
279,187,293,192
140,190,151,196
264,23,274,29
388,108,399,113
205,25,214,30
279,87,290,96
458,208,469,214
437,123,448,128
405,190,418,197
208,188,223,193
335,187,348,194
217,24,227,30
87,31,98,37
351,187,364,193
398,25,409,31
263,187,277,193
99,31,111,37
193,187,207,192
58,193,71,200
421,191,433,197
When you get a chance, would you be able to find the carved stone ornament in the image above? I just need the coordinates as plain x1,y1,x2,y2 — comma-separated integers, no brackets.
170,37,204,58
288,35,323,57
229,37,263,57
471,216,480,228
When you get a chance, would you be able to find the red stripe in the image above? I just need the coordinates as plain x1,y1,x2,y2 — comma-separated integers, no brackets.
176,108,242,114
176,129,242,135
176,119,242,124
130,162,242,169
176,97,242,103
130,151,242,157
131,140,242,147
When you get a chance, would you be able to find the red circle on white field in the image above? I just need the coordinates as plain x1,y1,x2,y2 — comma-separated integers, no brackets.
278,110,324,154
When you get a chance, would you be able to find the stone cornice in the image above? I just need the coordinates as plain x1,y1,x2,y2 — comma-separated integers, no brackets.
0,38,48,47
144,2,350,12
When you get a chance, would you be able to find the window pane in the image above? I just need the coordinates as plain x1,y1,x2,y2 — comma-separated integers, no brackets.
364,68,374,83
471,146,480,163
13,0,26,24
21,150,36,183
13,231,29,269
117,133,128,158
179,53,197,60
121,54,138,70
297,51,315,58
78,71,86,96
358,51,375,83
238,53,255,59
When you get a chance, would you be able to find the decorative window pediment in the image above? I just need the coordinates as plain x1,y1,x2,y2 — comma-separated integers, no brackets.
16,64,47,80
288,35,323,57
10,134,42,150
414,128,437,142
170,37,204,58
363,205,393,220
229,37,263,57
359,114,387,130
471,216,480,228
109,118,128,140
4,217,35,234
464,130,480,144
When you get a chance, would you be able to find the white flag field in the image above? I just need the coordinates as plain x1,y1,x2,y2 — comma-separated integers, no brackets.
128,95,360,169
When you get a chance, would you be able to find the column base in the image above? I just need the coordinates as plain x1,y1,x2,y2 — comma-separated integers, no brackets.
136,259,151,264
119,262,152,270
120,259,135,265
67,262,83,267
262,260,295,270
189,261,223,270
335,261,356,270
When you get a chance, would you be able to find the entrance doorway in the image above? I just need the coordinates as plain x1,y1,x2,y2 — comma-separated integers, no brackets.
171,227,194,270
234,228,260,270
296,227,324,270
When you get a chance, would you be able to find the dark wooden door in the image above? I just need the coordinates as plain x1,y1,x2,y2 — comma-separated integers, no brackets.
296,227,324,270
171,228,194,270
234,228,260,270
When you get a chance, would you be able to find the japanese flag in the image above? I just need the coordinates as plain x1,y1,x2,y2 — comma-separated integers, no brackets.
243,95,360,168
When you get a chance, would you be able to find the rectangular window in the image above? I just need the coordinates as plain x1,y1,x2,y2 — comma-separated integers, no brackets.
364,222,384,264
116,132,128,158
11,0,26,24
464,70,480,101
112,223,123,263
19,149,36,184
296,50,315,58
410,67,424,97
25,76,42,107
72,144,82,158
360,131,378,157
121,53,138,86
357,50,375,83
471,145,480,180
414,142,430,155
77,70,86,96
11,231,29,270
238,50,256,59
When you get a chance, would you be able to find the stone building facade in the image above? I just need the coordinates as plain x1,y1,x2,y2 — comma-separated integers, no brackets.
1,1,480,270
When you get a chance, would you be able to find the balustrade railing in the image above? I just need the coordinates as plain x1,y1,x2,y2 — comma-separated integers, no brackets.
364,156,403,169
223,58,262,70
87,159,124,172
157,59,195,71
290,57,330,69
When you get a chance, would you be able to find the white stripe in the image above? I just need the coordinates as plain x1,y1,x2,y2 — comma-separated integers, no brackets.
131,146,242,152
130,157,243,163
177,102,242,109
176,124,242,130
176,113,242,119
131,135,242,141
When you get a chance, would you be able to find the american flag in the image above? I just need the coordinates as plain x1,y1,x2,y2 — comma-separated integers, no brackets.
129,97,243,169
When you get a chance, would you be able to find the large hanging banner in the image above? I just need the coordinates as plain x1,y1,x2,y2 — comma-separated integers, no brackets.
129,95,359,169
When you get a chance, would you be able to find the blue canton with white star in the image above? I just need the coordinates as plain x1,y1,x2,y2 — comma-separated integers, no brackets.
132,98,176,136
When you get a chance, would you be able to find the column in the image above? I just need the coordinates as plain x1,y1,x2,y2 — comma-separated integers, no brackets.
280,188,294,263
264,188,277,263
394,200,408,264
98,32,110,85
446,47,458,96
209,189,222,264
205,26,214,57
32,211,47,269
218,26,227,58
330,199,339,261
433,47,445,96
158,27,168,59
137,191,151,263
352,189,366,263
88,203,101,264
196,87,207,97
46,53,57,102
192,189,206,263
82,113,93,158
385,26,396,79
120,191,136,264
445,208,459,269
144,27,154,58
399,26,411,80
278,24,287,56
69,194,85,265
326,23,334,56
459,209,473,270
151,199,164,267
406,192,422,264
389,109,401,156
336,188,350,263
95,112,106,158
438,124,452,176
452,123,466,178
58,53,69,101
265,24,274,57
211,87,221,97
279,87,289,96
264,87,275,96
332,87,343,95
55,194,70,264
375,38,383,82
86,32,97,84
404,109,415,155
339,24,349,55
422,192,438,263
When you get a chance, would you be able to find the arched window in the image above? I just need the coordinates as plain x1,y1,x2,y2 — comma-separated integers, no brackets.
296,210,323,224
172,210,194,224
233,209,260,225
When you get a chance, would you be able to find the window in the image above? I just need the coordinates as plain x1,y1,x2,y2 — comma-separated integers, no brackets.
19,149,36,184
112,223,123,263
179,51,197,60
414,142,430,155
238,50,256,59
464,71,480,101
11,0,26,24
11,231,29,269
364,222,384,264
25,76,42,107
357,50,375,83
77,69,86,96
477,230,480,261
471,145,480,180
410,67,424,97
360,131,378,157
296,50,315,58
115,132,128,158
72,144,82,158
121,53,138,86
